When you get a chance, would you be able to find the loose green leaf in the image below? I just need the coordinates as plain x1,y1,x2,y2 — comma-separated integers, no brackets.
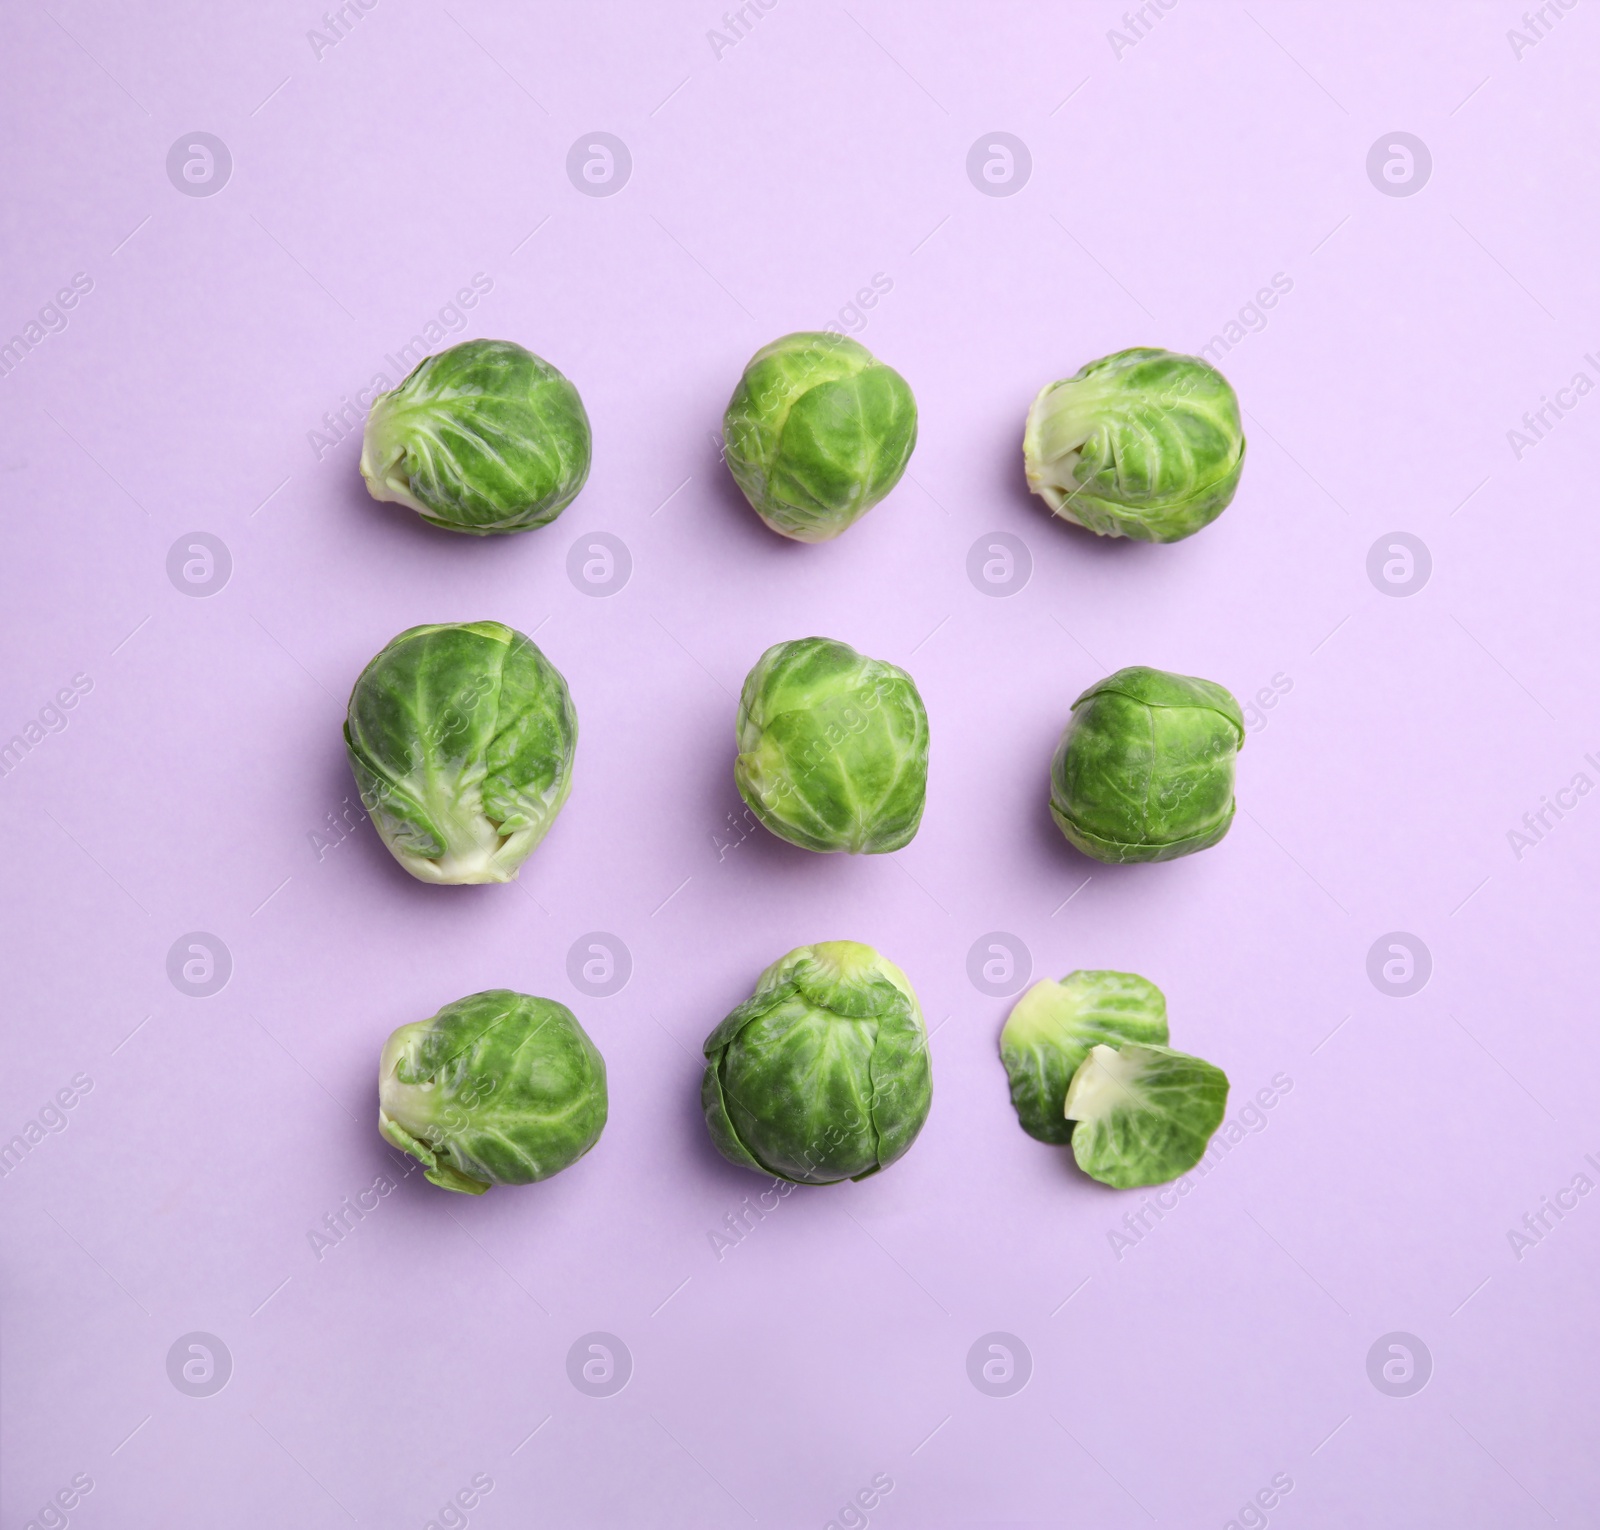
999,971,1169,1144
1064,1042,1229,1189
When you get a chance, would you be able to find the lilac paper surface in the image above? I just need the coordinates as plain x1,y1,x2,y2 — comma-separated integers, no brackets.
3,3,1598,1525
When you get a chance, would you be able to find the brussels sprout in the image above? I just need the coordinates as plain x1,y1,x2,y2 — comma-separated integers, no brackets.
1050,666,1243,864
1063,1042,1228,1189
735,638,928,854
345,621,577,885
360,339,591,534
1023,347,1245,543
999,971,1169,1144
379,989,607,1194
723,332,917,541
702,941,932,1184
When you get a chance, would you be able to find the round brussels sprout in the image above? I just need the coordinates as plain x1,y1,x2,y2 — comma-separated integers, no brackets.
735,637,928,854
380,989,607,1194
345,621,577,885
722,332,917,541
1023,347,1245,543
1050,666,1243,864
702,941,932,1185
999,971,1169,1144
360,339,591,534
1064,1042,1228,1189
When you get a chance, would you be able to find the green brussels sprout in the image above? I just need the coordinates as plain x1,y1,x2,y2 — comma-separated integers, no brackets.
702,941,932,1184
735,637,928,854
360,339,591,534
379,989,607,1194
723,332,917,541
1064,1042,1228,1189
999,971,1169,1144
345,621,577,885
1050,666,1243,864
1023,347,1245,543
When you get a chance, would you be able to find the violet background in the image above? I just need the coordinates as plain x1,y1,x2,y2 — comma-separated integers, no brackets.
3,2,1597,1525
